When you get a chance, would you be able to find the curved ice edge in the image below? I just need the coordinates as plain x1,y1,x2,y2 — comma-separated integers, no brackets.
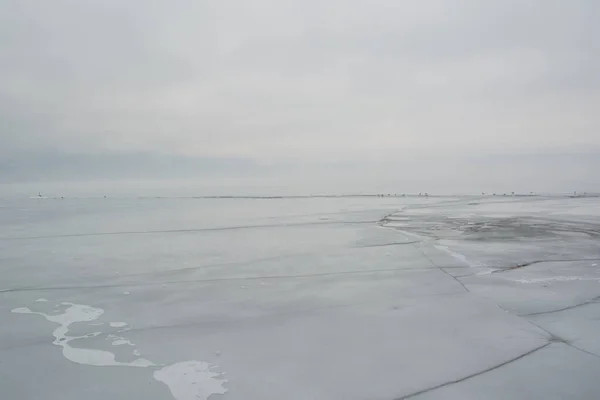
11,302,227,400
380,214,477,268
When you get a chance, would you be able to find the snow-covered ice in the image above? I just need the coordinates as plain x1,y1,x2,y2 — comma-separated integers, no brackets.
2,195,600,399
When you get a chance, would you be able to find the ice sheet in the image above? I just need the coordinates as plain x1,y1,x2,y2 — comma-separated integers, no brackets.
2,195,600,399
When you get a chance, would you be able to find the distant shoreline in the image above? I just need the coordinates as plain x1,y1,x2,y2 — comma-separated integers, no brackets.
19,193,600,200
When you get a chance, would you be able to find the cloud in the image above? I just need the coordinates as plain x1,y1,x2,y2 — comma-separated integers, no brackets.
1,0,599,188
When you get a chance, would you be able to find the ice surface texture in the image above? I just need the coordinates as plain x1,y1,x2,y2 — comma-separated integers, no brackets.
2,195,600,399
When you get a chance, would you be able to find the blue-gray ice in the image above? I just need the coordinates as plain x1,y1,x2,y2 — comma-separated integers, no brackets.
1,195,600,399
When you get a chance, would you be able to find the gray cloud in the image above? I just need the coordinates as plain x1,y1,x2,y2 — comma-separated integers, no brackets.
1,1,599,190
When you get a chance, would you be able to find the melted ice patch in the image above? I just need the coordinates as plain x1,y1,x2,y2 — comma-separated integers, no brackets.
11,301,229,400
11,303,153,367
154,361,228,400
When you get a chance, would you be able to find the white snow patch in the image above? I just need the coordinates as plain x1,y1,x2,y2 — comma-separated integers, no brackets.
11,303,153,368
434,244,473,267
516,276,600,284
112,339,134,346
12,301,228,400
35,298,49,302
153,360,228,400
109,322,128,328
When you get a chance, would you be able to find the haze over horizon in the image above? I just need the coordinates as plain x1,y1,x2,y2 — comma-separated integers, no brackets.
1,1,599,194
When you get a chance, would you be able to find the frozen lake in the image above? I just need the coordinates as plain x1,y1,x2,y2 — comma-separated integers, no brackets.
2,195,600,399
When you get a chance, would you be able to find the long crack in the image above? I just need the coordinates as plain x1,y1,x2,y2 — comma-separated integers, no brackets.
394,342,552,399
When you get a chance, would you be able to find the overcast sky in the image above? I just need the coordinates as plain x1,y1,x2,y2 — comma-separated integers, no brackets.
1,1,599,192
